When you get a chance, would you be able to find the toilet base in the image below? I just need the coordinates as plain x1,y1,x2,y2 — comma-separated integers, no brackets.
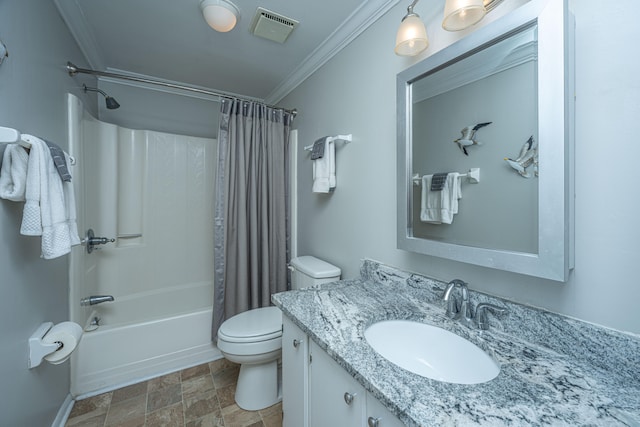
235,359,281,410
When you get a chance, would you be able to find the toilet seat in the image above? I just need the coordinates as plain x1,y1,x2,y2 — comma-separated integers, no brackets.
218,306,282,343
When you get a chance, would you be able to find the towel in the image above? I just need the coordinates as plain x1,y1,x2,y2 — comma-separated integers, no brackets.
0,143,29,201
43,138,71,182
312,137,336,193
20,134,80,259
430,172,449,191
310,137,327,160
420,172,461,224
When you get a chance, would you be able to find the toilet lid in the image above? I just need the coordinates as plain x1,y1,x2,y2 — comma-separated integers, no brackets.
218,306,282,342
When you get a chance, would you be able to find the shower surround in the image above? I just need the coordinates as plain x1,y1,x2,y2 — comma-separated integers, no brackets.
67,94,219,396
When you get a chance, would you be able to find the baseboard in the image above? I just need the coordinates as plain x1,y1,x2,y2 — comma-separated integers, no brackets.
51,393,74,427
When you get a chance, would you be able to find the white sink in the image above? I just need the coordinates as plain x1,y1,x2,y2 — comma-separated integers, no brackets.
364,320,499,384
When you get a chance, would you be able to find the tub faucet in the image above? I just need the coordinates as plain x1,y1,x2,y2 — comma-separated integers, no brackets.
80,295,115,306
442,279,473,325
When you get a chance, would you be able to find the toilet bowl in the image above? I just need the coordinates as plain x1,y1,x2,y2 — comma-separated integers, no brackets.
217,306,283,411
217,256,341,411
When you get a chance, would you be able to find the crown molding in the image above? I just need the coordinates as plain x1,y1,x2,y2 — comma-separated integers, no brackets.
55,0,400,106
265,0,400,105
54,0,105,71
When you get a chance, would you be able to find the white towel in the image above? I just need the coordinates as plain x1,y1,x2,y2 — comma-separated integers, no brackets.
312,138,336,193
20,134,81,259
0,143,29,201
420,173,462,224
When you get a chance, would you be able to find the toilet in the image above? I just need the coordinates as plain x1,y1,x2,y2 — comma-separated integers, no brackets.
217,256,341,411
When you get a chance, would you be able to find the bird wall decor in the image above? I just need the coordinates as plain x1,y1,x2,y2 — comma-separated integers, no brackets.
504,135,538,178
453,122,492,155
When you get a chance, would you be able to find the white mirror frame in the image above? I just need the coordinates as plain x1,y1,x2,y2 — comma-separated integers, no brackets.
397,0,574,282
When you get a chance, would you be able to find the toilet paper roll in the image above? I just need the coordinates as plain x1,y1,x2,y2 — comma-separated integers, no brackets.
42,321,83,365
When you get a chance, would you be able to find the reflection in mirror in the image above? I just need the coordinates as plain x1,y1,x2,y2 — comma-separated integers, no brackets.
411,24,538,254
397,0,574,281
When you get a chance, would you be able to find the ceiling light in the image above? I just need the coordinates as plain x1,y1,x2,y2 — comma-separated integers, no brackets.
442,0,486,31
395,0,429,57
200,0,240,33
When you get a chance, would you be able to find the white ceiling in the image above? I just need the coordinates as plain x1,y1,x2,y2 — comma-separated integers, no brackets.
54,0,399,104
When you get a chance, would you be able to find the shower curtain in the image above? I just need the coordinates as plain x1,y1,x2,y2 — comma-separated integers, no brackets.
212,97,293,340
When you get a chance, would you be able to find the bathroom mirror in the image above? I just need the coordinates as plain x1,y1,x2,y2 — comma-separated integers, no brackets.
397,0,574,282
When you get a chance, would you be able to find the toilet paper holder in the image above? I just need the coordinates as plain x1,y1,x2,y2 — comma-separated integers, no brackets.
28,322,63,369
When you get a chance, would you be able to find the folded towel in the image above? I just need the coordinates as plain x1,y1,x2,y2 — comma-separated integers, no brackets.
310,137,327,160
0,143,29,201
43,138,71,182
430,172,449,191
20,134,80,259
312,137,336,193
420,173,461,224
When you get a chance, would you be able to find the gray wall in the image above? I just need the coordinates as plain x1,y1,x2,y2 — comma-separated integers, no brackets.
0,1,94,425
96,80,220,139
281,0,640,335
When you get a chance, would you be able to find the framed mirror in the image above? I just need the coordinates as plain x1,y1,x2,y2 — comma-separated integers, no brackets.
397,0,574,282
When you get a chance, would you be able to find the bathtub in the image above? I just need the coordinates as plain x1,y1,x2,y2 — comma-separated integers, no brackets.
71,307,221,398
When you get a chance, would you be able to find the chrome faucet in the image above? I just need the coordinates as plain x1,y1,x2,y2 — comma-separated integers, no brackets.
442,279,473,326
80,295,115,306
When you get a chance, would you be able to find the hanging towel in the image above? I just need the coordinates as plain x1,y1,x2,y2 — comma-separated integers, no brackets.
430,172,449,191
43,138,71,182
20,134,80,259
312,137,336,193
0,143,29,201
420,172,462,224
310,136,327,160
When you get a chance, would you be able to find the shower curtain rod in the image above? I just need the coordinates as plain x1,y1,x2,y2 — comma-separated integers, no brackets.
66,62,297,117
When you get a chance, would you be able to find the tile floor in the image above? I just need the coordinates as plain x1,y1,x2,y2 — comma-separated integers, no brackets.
65,359,282,427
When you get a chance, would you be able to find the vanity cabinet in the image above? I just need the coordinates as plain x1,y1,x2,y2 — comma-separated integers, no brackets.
282,317,403,427
309,340,365,426
282,315,309,427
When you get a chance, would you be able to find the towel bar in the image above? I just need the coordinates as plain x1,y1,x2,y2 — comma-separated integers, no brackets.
413,168,480,186
0,125,76,164
303,134,352,151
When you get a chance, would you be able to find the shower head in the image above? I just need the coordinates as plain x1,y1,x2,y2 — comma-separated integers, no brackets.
83,84,120,110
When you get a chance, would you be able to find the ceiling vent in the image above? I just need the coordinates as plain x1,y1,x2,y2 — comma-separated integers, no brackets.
249,7,299,44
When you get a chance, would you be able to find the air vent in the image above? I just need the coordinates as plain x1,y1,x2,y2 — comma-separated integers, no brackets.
249,7,299,44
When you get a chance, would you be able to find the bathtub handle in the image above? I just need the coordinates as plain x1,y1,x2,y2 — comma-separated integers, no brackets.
82,229,115,254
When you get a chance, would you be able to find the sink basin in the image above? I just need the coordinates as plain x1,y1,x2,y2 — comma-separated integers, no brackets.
364,320,499,384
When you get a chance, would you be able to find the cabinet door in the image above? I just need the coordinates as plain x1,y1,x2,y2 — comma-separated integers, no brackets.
366,393,405,427
309,341,365,427
282,315,309,427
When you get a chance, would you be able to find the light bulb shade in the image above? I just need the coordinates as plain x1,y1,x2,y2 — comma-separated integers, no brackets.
442,0,486,31
201,0,240,33
395,15,429,56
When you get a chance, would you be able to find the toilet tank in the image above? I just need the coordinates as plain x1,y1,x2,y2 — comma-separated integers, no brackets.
290,256,341,290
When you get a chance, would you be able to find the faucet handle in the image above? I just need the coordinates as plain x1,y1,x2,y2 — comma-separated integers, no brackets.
475,303,507,330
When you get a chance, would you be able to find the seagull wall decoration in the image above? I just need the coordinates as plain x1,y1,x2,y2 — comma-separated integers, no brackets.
453,122,492,156
504,135,538,178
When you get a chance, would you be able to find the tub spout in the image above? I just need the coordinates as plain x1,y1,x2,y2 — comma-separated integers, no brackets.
81,295,115,306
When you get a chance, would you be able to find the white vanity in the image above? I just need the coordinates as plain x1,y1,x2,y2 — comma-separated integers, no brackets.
282,315,403,427
273,260,640,426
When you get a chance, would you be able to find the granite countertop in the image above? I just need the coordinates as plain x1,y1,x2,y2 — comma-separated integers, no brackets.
272,260,640,426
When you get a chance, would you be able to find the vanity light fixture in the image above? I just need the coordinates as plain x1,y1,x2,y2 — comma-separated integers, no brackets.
200,0,240,33
395,0,507,54
395,0,429,56
442,0,486,31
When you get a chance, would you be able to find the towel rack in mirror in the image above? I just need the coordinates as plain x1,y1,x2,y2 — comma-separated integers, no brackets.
412,168,480,186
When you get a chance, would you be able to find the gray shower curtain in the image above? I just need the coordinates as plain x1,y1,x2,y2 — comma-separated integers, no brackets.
212,97,293,340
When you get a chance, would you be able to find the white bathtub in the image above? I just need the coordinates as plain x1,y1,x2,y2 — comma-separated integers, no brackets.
71,308,221,398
